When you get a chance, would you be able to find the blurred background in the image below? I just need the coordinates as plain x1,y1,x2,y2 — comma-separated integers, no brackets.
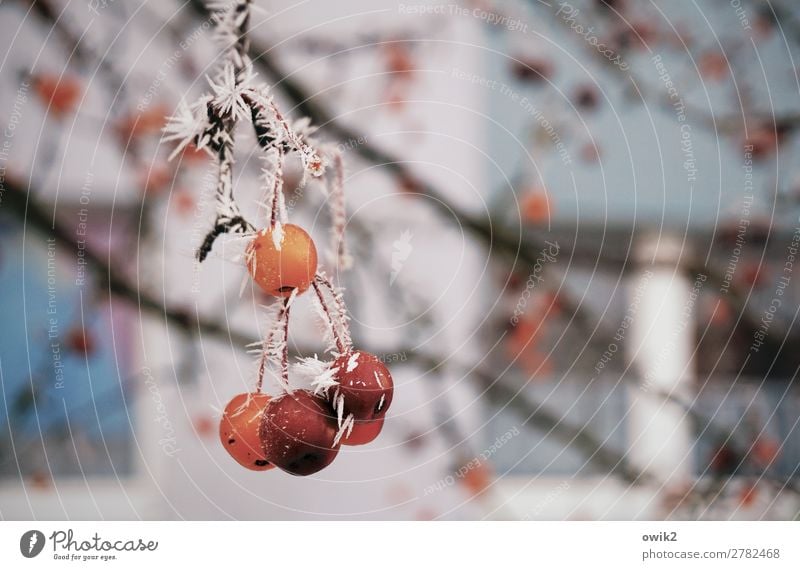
2,0,800,520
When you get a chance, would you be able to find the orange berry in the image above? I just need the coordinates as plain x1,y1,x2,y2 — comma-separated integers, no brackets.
194,415,215,438
219,393,273,471
116,104,169,142
520,190,551,224
246,224,317,297
460,462,493,497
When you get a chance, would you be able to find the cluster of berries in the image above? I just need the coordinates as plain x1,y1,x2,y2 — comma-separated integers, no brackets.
219,224,394,476
164,0,391,477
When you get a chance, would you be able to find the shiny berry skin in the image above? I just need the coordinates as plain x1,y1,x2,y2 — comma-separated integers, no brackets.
219,393,274,471
333,351,393,421
343,416,384,446
259,390,340,476
246,224,317,298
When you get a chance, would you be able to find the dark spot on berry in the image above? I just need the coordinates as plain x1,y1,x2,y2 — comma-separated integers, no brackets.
277,285,296,293
254,459,269,467
228,438,235,444
288,453,318,472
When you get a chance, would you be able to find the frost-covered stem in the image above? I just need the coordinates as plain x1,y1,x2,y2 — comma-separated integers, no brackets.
192,0,258,261
328,151,350,269
269,99,324,177
197,126,254,261
315,273,353,351
312,280,345,354
218,127,235,209
255,351,267,393
228,0,252,76
245,93,324,177
270,145,284,227
281,296,291,389
255,311,279,393
255,295,292,392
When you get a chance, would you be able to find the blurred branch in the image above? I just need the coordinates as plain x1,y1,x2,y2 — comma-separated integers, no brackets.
2,178,657,483
185,0,800,356
12,177,792,497
2,178,254,349
15,0,799,501
528,0,800,133
183,0,620,357
26,0,800,353
25,0,127,95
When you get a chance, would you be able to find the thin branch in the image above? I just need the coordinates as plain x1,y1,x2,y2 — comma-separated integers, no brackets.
311,280,345,354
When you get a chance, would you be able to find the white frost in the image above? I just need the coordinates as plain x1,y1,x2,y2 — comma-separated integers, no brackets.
271,221,284,251
346,352,359,372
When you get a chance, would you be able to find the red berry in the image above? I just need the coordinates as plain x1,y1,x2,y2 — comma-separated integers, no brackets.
259,390,340,476
343,416,384,446
246,224,318,298
332,351,393,421
116,104,169,142
33,73,81,117
194,415,215,438
219,393,274,471
66,327,94,356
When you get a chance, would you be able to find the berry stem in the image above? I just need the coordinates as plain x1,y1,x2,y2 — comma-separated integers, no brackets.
270,145,284,227
281,296,291,389
193,0,255,261
316,273,353,351
312,279,346,354
255,295,291,393
255,352,267,394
